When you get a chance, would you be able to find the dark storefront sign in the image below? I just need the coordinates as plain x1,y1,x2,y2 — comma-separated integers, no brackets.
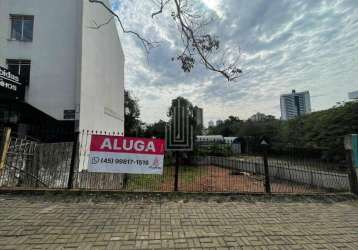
63,109,75,120
0,66,24,100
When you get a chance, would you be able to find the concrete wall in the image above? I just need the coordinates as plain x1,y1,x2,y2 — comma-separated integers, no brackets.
0,0,82,120
79,0,125,133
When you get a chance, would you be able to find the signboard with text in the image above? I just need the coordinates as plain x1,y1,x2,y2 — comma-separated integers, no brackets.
0,66,23,99
88,135,165,174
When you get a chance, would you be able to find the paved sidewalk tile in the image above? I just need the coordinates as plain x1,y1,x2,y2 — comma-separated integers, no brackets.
0,194,358,249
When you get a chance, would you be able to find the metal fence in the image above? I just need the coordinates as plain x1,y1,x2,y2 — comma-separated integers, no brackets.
0,133,352,194
0,137,73,188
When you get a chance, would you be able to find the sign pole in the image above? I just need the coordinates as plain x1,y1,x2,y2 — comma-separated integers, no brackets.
0,127,11,175
345,135,358,195
346,150,358,195
263,146,271,194
260,138,271,194
174,152,179,192
67,132,79,189
165,98,195,191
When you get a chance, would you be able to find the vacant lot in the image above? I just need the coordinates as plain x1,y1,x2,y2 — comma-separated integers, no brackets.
126,165,324,193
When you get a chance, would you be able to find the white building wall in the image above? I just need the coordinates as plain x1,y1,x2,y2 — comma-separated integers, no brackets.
0,0,125,134
303,91,311,113
0,0,82,120
80,0,125,134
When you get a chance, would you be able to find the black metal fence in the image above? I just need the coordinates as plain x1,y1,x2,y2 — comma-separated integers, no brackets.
0,133,353,194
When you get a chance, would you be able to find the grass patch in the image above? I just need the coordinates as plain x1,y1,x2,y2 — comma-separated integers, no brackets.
124,165,206,191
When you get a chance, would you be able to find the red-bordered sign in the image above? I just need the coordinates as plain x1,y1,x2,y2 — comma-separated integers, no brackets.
88,135,165,174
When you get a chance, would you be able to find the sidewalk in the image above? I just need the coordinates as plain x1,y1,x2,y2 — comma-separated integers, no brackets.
0,193,358,249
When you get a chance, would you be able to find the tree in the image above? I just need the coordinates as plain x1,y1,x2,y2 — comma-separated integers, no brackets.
168,96,194,123
208,116,242,136
124,90,141,136
282,101,358,160
88,0,242,81
143,120,167,138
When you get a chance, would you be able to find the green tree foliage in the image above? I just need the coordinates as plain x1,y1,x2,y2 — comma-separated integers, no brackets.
124,95,203,139
208,116,242,136
124,90,141,136
207,102,358,160
143,120,167,139
208,115,282,139
168,96,202,136
284,101,358,160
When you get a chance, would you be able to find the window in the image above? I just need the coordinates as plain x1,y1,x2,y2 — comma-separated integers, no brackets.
10,15,34,41
6,59,31,85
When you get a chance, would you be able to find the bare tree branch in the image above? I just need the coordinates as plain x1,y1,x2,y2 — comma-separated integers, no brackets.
88,16,113,29
88,0,157,54
88,0,243,81
151,0,170,18
172,0,242,81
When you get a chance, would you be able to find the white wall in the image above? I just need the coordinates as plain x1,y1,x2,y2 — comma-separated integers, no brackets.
0,0,125,134
0,0,82,120
79,0,125,134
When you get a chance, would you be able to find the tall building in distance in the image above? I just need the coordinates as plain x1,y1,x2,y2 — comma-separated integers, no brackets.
249,112,267,122
208,120,214,127
280,90,311,120
348,91,358,100
216,120,223,126
193,106,203,129
194,106,204,135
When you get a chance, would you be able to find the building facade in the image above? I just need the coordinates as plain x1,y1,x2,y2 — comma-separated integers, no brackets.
216,120,223,126
280,90,311,120
0,0,125,141
194,106,203,127
193,106,203,135
249,112,267,122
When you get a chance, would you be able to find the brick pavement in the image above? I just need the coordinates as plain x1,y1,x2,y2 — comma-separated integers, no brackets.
0,193,358,249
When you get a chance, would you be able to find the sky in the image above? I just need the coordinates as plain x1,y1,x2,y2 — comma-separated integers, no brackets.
111,0,358,126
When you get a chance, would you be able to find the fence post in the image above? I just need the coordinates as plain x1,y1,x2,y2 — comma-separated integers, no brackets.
67,132,79,189
346,150,358,194
263,146,271,194
174,152,179,191
0,127,11,174
345,135,358,195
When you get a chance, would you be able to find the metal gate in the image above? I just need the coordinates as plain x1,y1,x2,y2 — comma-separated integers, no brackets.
0,136,73,189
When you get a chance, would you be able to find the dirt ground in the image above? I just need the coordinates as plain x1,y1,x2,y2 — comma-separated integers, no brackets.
158,165,323,193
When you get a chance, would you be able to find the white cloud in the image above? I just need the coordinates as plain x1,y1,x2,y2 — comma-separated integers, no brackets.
201,0,224,18
113,0,358,125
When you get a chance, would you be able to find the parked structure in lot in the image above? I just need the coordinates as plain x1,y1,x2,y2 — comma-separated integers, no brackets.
0,0,125,141
196,135,242,154
280,90,311,120
196,135,224,144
